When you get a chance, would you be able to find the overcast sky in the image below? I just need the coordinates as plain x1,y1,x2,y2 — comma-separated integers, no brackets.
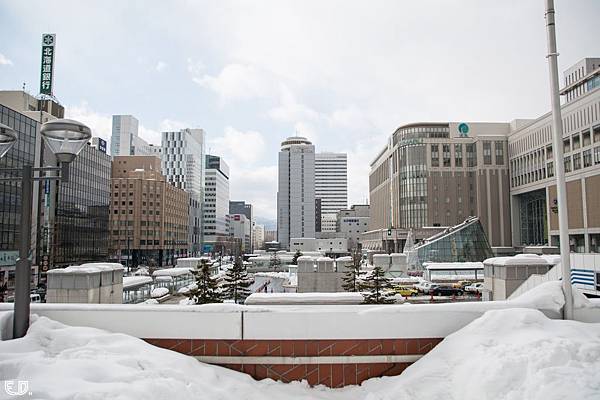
0,0,598,222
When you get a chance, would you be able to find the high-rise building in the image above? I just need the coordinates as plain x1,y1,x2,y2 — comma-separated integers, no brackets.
228,214,251,253
161,128,205,256
277,136,316,249
109,156,189,268
229,200,253,251
203,155,230,253
366,122,512,251
315,152,347,232
253,224,265,251
110,115,153,156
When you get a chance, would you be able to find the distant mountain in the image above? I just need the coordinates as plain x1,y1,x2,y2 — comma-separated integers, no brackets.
254,216,277,231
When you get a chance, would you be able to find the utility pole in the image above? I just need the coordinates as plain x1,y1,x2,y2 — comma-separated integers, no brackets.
544,0,573,319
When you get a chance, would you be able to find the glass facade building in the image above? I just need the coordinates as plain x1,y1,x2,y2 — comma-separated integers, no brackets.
52,143,111,267
0,104,39,288
410,217,493,267
517,189,547,246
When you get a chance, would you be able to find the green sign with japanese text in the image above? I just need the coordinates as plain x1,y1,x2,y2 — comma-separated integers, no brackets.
40,34,56,96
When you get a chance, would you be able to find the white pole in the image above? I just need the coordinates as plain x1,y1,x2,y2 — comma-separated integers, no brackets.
544,0,573,319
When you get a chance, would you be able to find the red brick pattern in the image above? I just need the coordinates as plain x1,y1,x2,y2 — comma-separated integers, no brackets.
143,338,443,388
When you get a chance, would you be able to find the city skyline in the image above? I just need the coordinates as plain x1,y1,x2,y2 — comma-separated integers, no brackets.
1,1,599,221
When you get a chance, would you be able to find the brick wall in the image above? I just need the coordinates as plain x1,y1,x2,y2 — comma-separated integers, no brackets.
144,338,443,388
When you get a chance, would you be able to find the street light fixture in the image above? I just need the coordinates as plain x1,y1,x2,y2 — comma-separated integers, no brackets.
0,123,17,158
0,118,91,339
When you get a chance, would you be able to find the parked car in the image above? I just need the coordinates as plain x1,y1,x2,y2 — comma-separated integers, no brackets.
415,281,439,294
394,285,418,297
431,286,464,296
464,282,484,293
452,280,472,289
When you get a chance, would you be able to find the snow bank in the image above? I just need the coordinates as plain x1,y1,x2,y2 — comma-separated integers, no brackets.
362,308,600,400
152,267,192,277
0,316,353,400
2,309,599,399
123,276,153,289
245,292,365,305
0,311,12,340
151,287,170,298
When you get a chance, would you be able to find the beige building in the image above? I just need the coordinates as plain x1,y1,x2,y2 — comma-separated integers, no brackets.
509,61,600,252
367,122,512,251
109,156,189,268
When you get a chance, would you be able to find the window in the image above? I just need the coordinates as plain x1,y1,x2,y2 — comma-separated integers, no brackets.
546,145,553,160
583,129,591,147
547,161,554,177
483,141,492,165
564,155,572,172
563,138,571,153
455,144,463,167
573,153,581,170
594,125,600,143
466,143,477,167
495,141,504,165
595,147,600,164
584,149,592,168
431,144,439,167
442,144,451,167
572,133,581,150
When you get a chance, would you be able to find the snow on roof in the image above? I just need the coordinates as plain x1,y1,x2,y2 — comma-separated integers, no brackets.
245,292,364,305
335,256,353,262
152,267,193,277
151,287,170,298
47,262,124,274
123,276,153,289
424,262,484,270
316,257,333,262
483,254,551,266
297,255,316,261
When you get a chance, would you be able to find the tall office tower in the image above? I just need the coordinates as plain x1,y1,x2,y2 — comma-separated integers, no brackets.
161,128,205,256
253,224,265,250
203,155,230,254
315,152,348,232
229,200,253,252
277,136,316,249
110,115,153,156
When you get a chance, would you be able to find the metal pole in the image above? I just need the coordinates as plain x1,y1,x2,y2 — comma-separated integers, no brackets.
545,0,573,319
13,165,33,338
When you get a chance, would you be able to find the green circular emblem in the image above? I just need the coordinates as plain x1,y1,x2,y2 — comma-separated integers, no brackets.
458,123,469,136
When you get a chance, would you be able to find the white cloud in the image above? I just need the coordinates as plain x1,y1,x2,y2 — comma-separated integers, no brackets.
159,119,190,132
191,63,278,104
155,61,167,71
64,102,112,142
0,53,12,66
208,126,265,164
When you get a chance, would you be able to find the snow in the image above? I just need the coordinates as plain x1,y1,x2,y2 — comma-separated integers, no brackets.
46,262,124,274
141,299,159,305
2,307,599,399
424,262,483,270
151,287,170,298
152,267,192,277
484,254,552,266
245,292,365,305
122,276,153,289
254,271,291,279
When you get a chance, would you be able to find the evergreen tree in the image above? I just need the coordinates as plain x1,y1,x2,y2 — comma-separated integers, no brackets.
188,260,222,304
361,266,396,304
269,251,281,270
342,247,362,292
222,256,252,303
291,250,303,265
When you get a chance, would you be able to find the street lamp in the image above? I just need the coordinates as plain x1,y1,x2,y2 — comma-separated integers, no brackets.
0,118,91,339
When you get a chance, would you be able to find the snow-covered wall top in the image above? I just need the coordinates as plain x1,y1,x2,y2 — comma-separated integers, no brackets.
2,282,589,340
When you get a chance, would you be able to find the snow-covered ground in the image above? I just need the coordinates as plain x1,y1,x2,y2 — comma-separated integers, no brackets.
1,306,599,399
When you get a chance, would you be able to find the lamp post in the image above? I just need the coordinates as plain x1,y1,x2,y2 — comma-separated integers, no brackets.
544,0,573,319
0,119,91,339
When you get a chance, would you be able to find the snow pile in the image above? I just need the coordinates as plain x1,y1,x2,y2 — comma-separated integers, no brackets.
362,308,600,400
150,287,170,298
122,276,153,289
1,308,599,399
0,312,351,400
254,271,290,279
